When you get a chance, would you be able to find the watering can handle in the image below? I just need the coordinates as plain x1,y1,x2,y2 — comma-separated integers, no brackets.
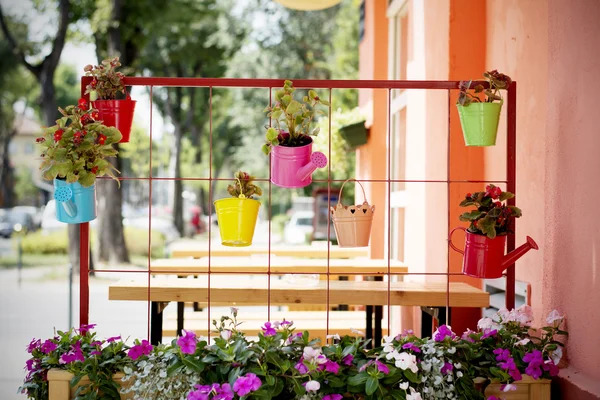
448,227,466,255
338,179,368,207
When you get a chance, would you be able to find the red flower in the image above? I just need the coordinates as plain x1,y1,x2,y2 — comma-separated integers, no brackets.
91,78,97,88
53,129,64,142
78,98,88,110
80,115,92,125
36,137,45,143
485,185,502,199
91,111,99,120
465,193,472,199
494,201,502,207
97,134,107,145
73,131,84,145
91,166,99,174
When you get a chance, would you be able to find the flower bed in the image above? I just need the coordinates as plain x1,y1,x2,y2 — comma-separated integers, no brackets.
21,307,566,400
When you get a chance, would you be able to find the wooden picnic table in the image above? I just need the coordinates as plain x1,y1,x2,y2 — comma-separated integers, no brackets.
150,257,408,275
168,241,369,259
108,277,489,344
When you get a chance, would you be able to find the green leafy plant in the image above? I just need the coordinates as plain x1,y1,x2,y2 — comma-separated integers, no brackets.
459,184,522,239
227,171,262,199
37,99,122,187
83,57,128,101
262,80,330,155
457,70,512,107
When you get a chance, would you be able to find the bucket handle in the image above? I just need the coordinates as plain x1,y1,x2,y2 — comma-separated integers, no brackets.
337,178,369,207
448,226,466,255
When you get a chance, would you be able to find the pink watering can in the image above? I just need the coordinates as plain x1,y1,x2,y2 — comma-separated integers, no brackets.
270,134,327,188
448,227,539,279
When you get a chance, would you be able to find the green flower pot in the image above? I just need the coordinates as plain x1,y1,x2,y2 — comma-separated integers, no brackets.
339,121,368,148
456,101,503,146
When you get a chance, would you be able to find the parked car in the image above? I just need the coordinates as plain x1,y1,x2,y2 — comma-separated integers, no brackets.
0,213,13,238
283,211,315,245
11,206,43,229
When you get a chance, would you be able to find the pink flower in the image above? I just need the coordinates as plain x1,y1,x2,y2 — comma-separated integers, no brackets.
261,322,277,336
546,309,564,325
40,339,57,354
323,395,343,400
375,360,390,374
342,354,354,366
233,373,261,397
295,358,309,374
127,339,152,360
177,330,198,354
26,339,41,353
324,360,340,374
107,336,121,343
78,323,96,335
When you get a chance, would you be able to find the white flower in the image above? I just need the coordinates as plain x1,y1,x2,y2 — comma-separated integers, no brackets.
456,371,463,378
447,347,456,354
273,321,281,328
454,362,462,369
383,335,395,353
551,346,563,364
305,380,320,392
478,317,501,331
407,388,422,400
503,383,517,392
546,309,564,325
516,338,531,346
394,352,419,373
434,376,442,386
351,328,364,335
386,349,398,360
516,304,534,324
220,330,232,340
326,333,340,341
399,381,409,390
303,346,321,362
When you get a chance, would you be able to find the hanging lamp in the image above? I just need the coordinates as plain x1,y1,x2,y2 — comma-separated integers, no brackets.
273,0,342,11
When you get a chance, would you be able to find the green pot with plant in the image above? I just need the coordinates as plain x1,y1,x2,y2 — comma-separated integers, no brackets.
456,70,512,146
448,184,538,278
338,120,368,148
84,57,136,143
263,80,330,188
37,99,121,224
214,171,262,247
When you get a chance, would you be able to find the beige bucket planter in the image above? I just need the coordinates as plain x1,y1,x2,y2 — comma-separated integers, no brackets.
330,179,375,247
48,369,132,400
477,375,551,400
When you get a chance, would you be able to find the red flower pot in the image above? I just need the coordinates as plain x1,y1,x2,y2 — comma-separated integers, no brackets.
92,98,136,143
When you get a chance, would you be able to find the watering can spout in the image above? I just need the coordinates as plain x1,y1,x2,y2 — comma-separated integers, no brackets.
500,236,539,270
55,186,78,218
296,151,328,181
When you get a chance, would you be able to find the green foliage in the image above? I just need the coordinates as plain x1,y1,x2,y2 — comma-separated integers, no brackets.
227,171,262,199
262,80,329,155
124,227,166,258
459,184,521,239
37,101,122,187
84,57,127,101
457,70,512,106
14,167,39,204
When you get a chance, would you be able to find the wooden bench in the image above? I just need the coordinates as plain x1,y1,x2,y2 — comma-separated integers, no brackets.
109,277,489,344
162,310,389,344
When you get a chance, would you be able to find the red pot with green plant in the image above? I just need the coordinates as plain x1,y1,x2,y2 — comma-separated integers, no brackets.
84,57,136,143
262,80,329,188
448,184,538,278
456,70,512,146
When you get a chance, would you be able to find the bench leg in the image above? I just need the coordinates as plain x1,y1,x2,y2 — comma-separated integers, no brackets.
374,305,383,347
151,302,164,345
177,302,185,336
366,305,373,347
420,306,451,337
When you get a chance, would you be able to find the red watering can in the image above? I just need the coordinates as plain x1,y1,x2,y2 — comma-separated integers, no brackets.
448,227,539,279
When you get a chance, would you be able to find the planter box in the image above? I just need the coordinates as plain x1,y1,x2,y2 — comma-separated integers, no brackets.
480,375,551,400
48,369,132,400
339,121,368,148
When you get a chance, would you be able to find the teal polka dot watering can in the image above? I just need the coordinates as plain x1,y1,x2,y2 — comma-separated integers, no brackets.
54,179,97,224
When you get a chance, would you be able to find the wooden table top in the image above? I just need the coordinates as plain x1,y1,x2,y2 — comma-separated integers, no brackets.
150,257,408,275
168,241,369,259
109,277,489,308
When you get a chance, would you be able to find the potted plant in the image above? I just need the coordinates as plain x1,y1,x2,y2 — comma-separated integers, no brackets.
338,120,368,148
214,171,262,247
263,80,330,188
330,178,375,247
37,99,122,224
456,70,512,146
448,184,538,278
84,57,136,143
22,307,565,400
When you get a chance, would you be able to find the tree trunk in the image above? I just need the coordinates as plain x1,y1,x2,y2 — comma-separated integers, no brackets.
0,126,16,208
173,131,184,235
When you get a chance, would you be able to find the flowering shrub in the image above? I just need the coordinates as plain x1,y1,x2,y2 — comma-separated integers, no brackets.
226,171,262,199
457,70,512,107
459,184,522,239
37,99,122,187
21,307,566,400
84,57,128,101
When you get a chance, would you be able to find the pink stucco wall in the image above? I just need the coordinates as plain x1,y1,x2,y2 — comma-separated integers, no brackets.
487,0,600,395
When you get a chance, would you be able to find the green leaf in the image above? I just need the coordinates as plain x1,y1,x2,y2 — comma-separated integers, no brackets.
55,160,74,176
53,147,67,161
79,171,96,187
286,100,302,115
459,211,485,221
365,376,379,396
508,206,522,217
66,172,78,183
266,375,275,386
498,191,514,201
282,95,292,106
308,90,317,99
266,127,278,141
262,144,271,155
347,372,368,386
319,99,330,107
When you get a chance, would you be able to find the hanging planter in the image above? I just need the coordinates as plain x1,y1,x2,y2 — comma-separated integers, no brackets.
456,70,512,146
456,101,502,146
270,133,327,188
339,120,368,148
214,171,262,247
53,179,97,224
330,179,375,248
92,95,136,143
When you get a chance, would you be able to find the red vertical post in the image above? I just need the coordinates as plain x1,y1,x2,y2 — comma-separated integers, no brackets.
505,81,517,310
79,223,90,325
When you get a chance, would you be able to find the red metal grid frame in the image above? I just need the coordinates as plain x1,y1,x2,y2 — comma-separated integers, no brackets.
78,77,517,339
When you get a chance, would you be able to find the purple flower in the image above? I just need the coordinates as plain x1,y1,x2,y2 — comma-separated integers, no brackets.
323,395,343,400
295,358,309,374
233,373,262,397
127,339,153,360
324,360,340,374
441,362,454,375
107,336,121,343
524,350,544,379
543,359,559,377
214,383,234,400
280,318,292,326
40,339,57,354
342,354,354,366
494,348,510,362
375,360,389,374
78,323,96,335
402,342,421,353
261,322,277,336
481,329,498,339
177,330,198,354
26,339,41,353
188,384,212,400
434,325,454,342
461,329,476,343
487,396,501,400
91,350,102,356
59,341,84,364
